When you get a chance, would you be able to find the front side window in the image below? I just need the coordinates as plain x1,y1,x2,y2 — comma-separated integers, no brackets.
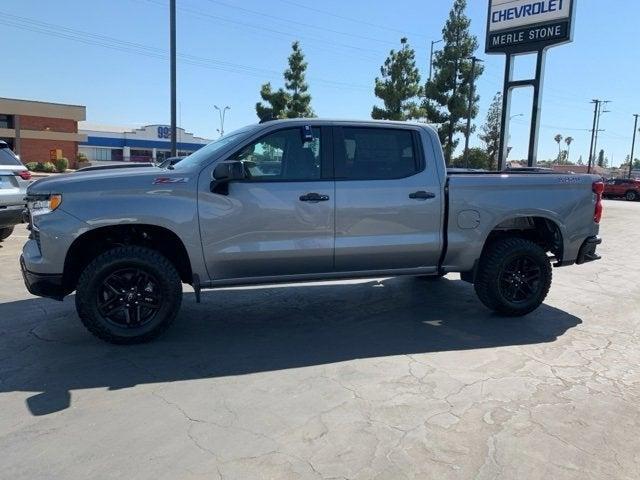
231,127,321,181
336,128,418,180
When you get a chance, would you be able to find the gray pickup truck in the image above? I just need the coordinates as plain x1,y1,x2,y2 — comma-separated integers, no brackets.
20,119,603,344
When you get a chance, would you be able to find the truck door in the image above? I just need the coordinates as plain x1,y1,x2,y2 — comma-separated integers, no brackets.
198,126,335,280
333,126,443,272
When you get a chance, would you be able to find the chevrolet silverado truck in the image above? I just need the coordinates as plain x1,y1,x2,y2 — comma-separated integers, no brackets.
20,119,603,344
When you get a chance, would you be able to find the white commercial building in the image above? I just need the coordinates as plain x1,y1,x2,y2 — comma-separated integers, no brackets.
79,123,210,163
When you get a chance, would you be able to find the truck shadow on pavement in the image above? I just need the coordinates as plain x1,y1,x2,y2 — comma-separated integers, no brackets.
0,276,581,416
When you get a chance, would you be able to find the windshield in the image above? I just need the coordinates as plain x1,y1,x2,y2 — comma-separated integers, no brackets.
172,127,256,170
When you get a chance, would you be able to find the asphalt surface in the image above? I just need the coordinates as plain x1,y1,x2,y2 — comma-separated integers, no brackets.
0,199,638,479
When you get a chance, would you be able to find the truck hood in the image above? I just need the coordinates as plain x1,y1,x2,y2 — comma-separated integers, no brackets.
26,167,193,195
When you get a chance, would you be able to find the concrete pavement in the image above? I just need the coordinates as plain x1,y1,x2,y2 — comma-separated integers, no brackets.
0,199,639,479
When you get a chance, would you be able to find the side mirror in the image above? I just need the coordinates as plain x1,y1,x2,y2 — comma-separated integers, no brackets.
210,161,245,195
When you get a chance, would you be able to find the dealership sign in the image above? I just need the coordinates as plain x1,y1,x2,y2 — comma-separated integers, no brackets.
486,0,575,53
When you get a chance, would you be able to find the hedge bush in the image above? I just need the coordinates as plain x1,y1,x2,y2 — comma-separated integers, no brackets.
42,162,56,173
54,157,69,173
25,162,39,171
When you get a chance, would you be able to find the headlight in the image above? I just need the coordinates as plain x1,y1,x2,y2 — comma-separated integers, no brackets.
27,194,62,216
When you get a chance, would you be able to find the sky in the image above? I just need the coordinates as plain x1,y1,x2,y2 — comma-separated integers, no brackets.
1,0,639,166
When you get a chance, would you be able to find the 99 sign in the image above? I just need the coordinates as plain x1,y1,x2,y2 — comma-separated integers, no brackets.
157,126,173,139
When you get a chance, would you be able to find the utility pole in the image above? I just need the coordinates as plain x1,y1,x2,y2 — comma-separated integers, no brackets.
428,39,443,84
593,101,610,167
170,0,177,156
214,105,230,137
463,56,482,168
629,114,639,179
587,100,599,174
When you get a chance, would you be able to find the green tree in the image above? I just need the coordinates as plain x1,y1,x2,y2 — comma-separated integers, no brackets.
284,41,313,118
256,83,289,121
564,136,574,163
256,41,314,121
451,147,490,169
371,37,423,120
554,134,563,163
478,92,501,170
423,0,483,164
597,149,607,168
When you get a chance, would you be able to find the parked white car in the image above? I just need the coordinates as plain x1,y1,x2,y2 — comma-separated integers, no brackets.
0,141,30,241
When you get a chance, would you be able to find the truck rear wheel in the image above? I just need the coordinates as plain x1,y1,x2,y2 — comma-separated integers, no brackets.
474,237,551,317
75,246,182,344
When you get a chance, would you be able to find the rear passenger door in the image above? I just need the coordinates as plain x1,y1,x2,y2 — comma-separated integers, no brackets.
333,126,443,272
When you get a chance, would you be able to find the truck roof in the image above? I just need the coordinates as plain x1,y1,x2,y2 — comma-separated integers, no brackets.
256,118,436,129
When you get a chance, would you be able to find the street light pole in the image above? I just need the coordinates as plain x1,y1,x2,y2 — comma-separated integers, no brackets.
629,114,639,179
169,0,177,156
214,105,230,137
463,56,482,168
506,113,523,158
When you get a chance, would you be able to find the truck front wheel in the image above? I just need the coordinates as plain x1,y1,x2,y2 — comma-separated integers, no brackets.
474,237,552,317
75,246,182,344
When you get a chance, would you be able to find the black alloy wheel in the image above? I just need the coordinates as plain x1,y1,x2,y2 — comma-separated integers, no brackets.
498,255,543,304
97,268,162,328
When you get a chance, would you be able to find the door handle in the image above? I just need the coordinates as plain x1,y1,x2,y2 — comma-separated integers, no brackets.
299,192,330,202
409,190,436,200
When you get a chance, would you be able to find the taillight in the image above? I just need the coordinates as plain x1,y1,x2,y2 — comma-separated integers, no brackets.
593,181,604,223
18,170,32,181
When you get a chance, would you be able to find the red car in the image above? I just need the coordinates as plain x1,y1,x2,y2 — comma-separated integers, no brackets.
603,178,640,201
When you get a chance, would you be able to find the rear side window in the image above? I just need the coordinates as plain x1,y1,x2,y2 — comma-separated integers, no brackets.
335,128,419,180
0,147,22,166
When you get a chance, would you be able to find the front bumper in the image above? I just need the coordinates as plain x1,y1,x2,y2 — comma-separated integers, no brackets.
576,236,602,265
20,255,65,300
0,205,26,228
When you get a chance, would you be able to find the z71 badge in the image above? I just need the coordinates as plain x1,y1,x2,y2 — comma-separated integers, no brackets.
153,177,189,184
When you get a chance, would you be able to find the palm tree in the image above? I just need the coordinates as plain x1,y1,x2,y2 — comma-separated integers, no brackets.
564,136,574,164
554,134,563,163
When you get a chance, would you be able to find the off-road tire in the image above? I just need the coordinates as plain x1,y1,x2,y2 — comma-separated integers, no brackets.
474,237,551,317
75,246,182,344
0,227,14,241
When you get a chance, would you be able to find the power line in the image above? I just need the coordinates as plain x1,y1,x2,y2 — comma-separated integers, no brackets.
139,0,385,61
0,12,371,91
275,0,430,39
202,0,397,46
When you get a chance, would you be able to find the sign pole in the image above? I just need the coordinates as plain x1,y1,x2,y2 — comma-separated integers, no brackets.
486,0,575,171
527,49,546,166
497,54,513,171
